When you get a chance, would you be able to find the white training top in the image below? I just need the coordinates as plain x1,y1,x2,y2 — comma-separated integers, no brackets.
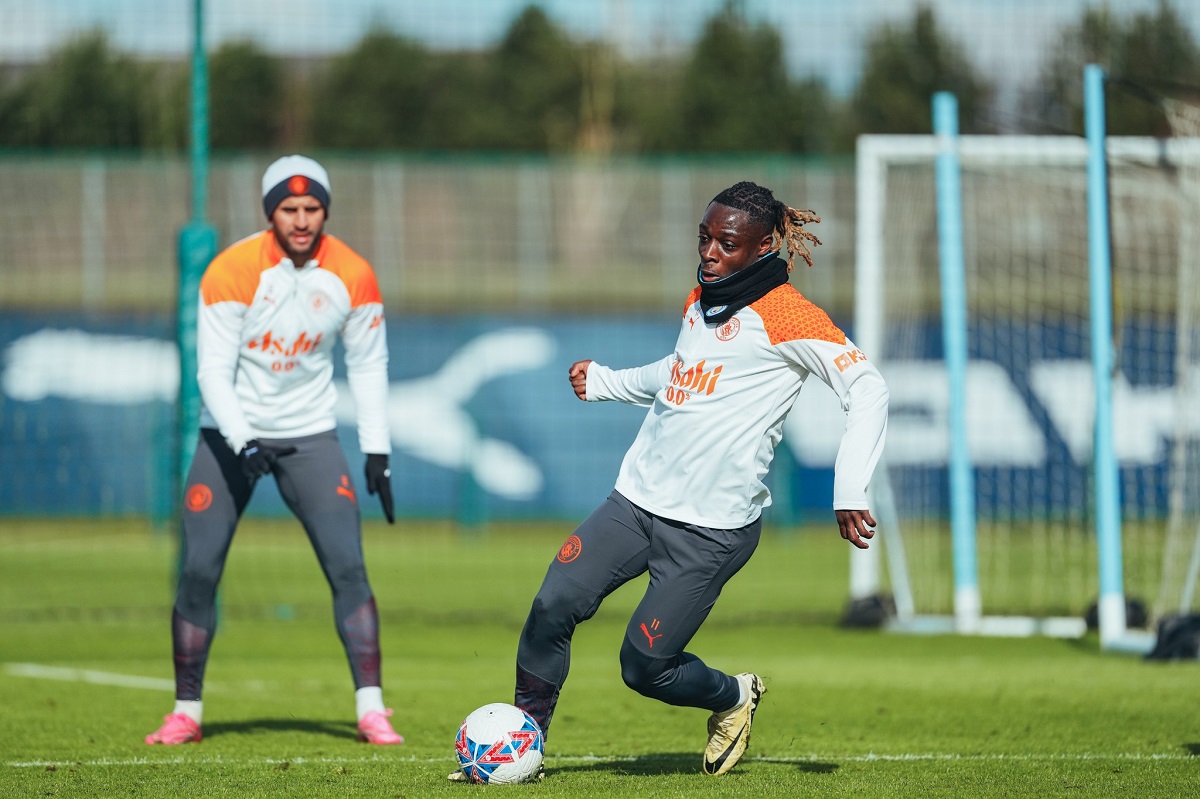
196,230,391,456
585,282,889,529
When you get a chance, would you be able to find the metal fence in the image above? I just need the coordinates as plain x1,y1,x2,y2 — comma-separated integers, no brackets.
0,153,858,317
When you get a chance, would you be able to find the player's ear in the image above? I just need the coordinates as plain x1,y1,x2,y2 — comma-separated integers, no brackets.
756,232,774,256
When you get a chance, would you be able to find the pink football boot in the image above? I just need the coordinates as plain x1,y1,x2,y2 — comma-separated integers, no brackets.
144,712,202,745
357,708,404,745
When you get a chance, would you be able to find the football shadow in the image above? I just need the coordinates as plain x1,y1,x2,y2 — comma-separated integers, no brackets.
551,752,838,776
1183,742,1200,756
202,718,358,741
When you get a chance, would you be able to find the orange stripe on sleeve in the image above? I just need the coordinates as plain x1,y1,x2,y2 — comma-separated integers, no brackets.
683,286,702,317
199,233,270,306
319,235,383,308
751,284,846,346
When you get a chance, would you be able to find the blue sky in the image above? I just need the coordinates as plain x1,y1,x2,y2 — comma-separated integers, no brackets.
4,1,1198,99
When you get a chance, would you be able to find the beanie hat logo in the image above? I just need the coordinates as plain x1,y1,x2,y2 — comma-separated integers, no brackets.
262,155,331,219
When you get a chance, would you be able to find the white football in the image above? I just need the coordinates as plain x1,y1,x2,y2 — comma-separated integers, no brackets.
454,702,545,784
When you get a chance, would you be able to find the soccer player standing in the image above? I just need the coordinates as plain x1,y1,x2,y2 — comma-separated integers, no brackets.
510,181,888,776
145,155,403,746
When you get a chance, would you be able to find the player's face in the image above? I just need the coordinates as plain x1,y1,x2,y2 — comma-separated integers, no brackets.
697,202,774,282
271,195,327,263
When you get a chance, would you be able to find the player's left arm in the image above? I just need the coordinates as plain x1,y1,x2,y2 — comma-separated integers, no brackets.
342,303,390,446
783,337,889,549
836,508,878,551
342,283,394,523
340,264,391,458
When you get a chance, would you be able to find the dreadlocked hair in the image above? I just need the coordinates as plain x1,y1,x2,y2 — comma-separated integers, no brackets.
710,181,822,272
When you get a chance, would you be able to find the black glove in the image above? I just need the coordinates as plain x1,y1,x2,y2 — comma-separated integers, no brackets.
239,439,296,480
365,453,395,524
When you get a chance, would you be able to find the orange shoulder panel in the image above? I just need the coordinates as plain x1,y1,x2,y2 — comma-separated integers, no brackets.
199,232,271,306
683,286,702,318
750,284,846,346
318,235,383,308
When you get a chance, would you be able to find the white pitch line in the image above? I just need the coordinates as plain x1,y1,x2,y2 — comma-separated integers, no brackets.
757,753,1196,763
6,752,1195,769
6,755,446,768
3,662,174,692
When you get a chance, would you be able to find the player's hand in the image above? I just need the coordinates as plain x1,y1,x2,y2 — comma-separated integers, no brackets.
836,508,877,550
568,360,592,401
364,453,395,524
239,439,297,480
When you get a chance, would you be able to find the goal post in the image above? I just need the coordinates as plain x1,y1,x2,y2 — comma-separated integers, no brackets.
1083,64,1133,651
933,91,980,634
852,70,1200,649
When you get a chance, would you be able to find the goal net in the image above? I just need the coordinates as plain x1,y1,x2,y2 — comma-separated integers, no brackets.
854,124,1200,638
1153,97,1200,624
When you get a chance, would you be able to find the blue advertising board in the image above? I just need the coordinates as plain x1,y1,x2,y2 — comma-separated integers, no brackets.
0,312,1184,522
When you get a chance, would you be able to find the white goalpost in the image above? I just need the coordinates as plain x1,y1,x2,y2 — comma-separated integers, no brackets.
851,68,1200,650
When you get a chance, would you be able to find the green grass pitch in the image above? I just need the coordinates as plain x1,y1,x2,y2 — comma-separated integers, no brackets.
1,517,1197,798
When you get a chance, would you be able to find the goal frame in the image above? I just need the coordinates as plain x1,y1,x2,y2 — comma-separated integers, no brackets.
850,67,1189,652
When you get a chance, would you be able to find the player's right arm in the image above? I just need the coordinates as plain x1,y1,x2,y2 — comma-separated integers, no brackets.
196,252,258,454
568,360,591,400
574,286,696,405
574,354,675,406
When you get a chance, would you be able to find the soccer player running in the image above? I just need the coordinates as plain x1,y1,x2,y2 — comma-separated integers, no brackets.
145,155,403,746
512,181,888,777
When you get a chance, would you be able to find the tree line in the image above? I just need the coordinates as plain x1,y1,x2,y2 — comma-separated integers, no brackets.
0,2,1197,153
